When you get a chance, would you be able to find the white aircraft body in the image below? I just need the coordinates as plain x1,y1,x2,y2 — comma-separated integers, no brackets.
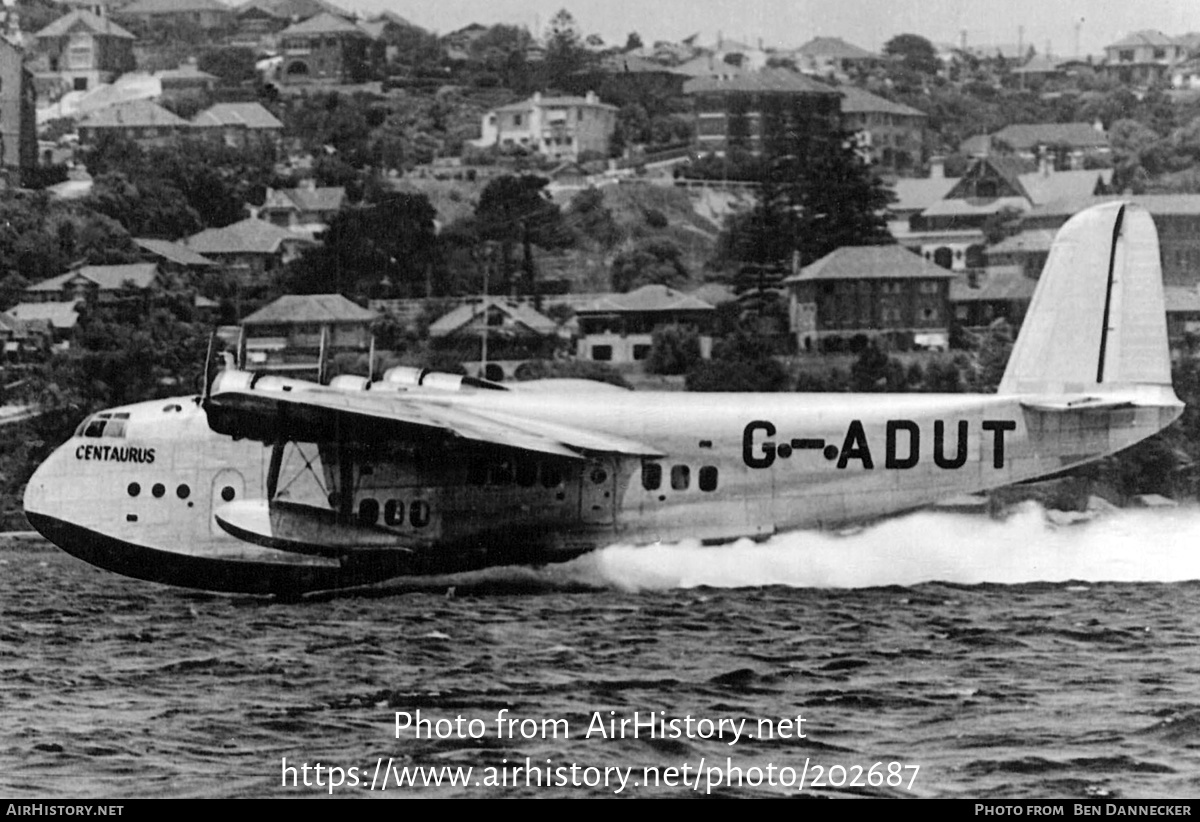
22,202,1185,594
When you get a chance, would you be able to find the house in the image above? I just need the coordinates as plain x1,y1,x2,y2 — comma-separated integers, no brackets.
573,284,714,364
32,10,136,93
233,0,352,40
191,102,283,150
474,91,618,161
277,12,370,85
784,245,958,351
1024,194,1200,288
1101,30,1187,86
982,229,1057,279
682,68,841,155
793,36,877,79
837,85,926,175
5,301,80,343
964,122,1110,167
184,217,313,289
897,155,1112,271
134,237,217,277
77,99,190,147
949,265,1036,334
254,182,345,233
117,0,232,33
428,298,561,381
0,37,37,187
239,293,378,370
24,262,161,305
154,61,217,96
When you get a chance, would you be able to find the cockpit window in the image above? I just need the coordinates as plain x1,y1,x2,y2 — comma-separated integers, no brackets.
75,412,130,439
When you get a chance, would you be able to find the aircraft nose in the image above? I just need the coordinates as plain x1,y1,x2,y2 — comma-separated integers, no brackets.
23,443,61,520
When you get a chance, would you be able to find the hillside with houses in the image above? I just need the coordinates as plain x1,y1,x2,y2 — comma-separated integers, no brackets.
0,2,1199,522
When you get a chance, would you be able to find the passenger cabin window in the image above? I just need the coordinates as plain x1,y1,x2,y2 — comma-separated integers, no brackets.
671,465,690,490
699,466,719,492
642,462,662,491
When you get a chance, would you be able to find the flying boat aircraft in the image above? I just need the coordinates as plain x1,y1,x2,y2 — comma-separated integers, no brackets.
22,202,1185,594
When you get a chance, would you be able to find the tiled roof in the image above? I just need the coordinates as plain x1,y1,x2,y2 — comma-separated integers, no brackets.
279,11,368,37
1029,194,1200,219
242,294,379,325
429,299,558,338
76,263,159,290
891,176,957,213
494,94,617,113
35,10,135,39
786,245,957,283
1107,30,1178,49
576,284,715,313
263,185,345,213
120,0,229,15
27,263,159,292
683,68,839,95
598,53,686,75
922,195,1031,219
135,238,217,267
6,302,80,329
185,218,306,255
1018,168,1112,206
992,123,1109,151
838,85,926,117
985,229,1057,255
794,36,875,60
192,103,283,130
79,100,190,129
234,0,349,20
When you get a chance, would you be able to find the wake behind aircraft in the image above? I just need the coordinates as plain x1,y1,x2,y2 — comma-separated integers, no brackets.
23,202,1184,595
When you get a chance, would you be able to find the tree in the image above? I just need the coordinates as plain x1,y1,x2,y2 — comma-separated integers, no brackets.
645,324,701,375
544,9,588,88
475,175,567,294
282,192,440,298
198,47,259,86
610,239,688,292
624,32,643,52
883,33,939,75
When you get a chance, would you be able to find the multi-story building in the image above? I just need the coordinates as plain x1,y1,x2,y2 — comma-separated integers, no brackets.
77,99,190,147
837,85,926,175
240,293,378,371
32,9,135,93
961,122,1110,168
190,102,283,151
116,0,232,34
1102,30,1187,85
682,68,841,155
574,285,714,364
0,36,37,187
895,155,1112,272
474,91,617,161
277,11,370,85
783,245,956,351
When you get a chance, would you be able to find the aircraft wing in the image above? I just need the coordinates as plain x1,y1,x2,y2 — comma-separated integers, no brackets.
206,379,663,459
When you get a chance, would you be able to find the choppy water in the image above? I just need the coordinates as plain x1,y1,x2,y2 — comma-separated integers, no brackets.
5,503,1200,798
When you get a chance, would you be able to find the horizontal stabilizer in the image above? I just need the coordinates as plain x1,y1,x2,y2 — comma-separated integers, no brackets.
1020,396,1135,412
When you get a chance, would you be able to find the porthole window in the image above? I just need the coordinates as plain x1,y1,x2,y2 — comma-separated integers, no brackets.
176,484,190,500
221,486,236,502
699,466,719,492
152,483,165,498
642,462,662,491
590,466,608,485
410,500,430,528
358,498,379,525
670,465,690,491
384,499,404,526
127,482,140,497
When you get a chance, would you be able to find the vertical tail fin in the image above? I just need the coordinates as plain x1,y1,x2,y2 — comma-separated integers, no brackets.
999,202,1172,396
